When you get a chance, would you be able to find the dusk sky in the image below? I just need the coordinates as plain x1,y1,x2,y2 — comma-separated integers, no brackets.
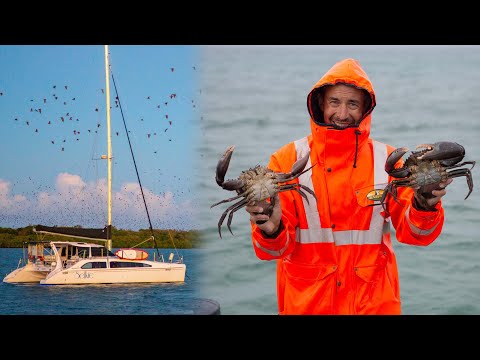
0,45,202,231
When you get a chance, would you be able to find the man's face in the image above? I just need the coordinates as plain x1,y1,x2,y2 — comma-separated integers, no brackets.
319,84,366,128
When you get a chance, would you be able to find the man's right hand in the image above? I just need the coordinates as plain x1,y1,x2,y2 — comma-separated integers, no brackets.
245,193,283,236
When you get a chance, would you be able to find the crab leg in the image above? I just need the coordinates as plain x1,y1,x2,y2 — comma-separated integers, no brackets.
276,165,316,183
278,183,317,201
217,198,248,238
211,192,246,208
297,184,317,199
277,184,309,204
379,182,402,212
447,168,474,199
226,199,252,236
446,160,476,170
378,183,391,211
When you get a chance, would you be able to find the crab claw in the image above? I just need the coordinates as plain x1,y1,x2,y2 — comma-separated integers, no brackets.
385,147,410,178
417,141,465,166
215,145,245,191
291,151,311,176
215,145,235,186
276,151,315,182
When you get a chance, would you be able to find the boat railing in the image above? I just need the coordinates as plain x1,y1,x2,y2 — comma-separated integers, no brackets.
153,253,165,262
43,255,56,262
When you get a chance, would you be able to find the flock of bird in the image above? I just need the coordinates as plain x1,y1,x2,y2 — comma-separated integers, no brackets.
1,63,203,231
7,66,200,153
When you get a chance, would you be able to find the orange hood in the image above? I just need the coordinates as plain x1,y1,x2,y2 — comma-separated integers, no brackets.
306,58,377,168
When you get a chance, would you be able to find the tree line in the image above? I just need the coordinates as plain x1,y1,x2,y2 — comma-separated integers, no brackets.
0,226,201,249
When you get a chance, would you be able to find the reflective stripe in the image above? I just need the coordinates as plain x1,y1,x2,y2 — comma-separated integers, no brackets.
293,138,389,246
254,230,290,257
294,137,320,230
405,206,439,235
370,139,389,240
296,227,385,245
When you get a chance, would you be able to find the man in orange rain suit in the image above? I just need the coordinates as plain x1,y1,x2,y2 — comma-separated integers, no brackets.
245,58,452,315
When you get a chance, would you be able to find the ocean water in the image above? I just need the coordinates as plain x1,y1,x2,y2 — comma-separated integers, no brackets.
195,45,480,315
0,248,216,315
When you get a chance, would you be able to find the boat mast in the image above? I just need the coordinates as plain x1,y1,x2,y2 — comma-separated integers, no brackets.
104,44,113,251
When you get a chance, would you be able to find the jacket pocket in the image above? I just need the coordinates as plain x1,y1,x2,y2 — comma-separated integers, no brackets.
353,249,400,314
280,259,337,314
354,264,384,314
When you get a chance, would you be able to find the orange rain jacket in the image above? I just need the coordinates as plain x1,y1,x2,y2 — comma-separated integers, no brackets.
250,58,445,315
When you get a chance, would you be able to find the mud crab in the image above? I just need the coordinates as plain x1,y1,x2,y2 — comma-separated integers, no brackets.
380,141,475,210
211,145,317,238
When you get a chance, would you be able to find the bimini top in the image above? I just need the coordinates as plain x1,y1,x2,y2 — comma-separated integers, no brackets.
34,225,112,242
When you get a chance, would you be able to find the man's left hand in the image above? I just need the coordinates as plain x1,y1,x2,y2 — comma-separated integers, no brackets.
414,178,453,209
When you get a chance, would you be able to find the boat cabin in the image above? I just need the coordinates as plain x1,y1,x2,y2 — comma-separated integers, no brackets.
50,242,115,269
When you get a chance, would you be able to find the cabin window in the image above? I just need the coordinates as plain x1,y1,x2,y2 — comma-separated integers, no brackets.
109,262,152,268
78,247,89,258
90,247,114,257
81,262,107,269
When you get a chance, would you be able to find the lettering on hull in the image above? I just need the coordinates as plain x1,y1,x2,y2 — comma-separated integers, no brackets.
74,271,93,279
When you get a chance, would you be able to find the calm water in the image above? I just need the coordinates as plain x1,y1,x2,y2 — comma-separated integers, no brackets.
2,46,479,316
0,248,214,315
196,45,480,315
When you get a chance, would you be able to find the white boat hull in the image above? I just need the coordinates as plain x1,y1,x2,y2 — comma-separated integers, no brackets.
40,262,186,285
3,263,50,283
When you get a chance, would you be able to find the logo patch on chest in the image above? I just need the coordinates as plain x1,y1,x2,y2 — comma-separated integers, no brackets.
366,189,385,201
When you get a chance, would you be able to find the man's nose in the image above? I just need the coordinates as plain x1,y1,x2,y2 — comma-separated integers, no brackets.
337,104,349,119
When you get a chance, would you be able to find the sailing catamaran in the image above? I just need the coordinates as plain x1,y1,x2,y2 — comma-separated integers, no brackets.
3,45,186,285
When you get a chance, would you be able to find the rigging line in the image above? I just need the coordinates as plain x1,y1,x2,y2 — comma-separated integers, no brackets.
70,95,106,227
108,68,161,258
166,230,180,259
